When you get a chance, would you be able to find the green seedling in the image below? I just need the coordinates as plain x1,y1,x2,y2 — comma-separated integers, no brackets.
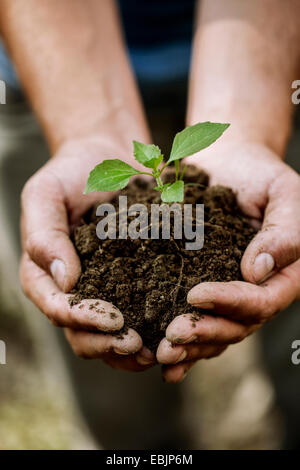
84,121,230,203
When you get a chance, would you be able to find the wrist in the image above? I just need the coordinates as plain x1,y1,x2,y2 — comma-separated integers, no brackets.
187,106,291,159
49,104,151,156
183,138,283,172
53,128,151,173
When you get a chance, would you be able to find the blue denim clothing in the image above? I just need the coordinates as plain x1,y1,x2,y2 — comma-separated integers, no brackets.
0,42,19,89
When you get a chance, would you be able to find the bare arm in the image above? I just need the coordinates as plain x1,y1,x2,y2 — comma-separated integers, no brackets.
187,0,300,155
0,0,154,370
0,0,150,152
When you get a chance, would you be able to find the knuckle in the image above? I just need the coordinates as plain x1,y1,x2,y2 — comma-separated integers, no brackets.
259,297,275,322
67,307,78,325
21,175,42,209
25,231,54,268
43,305,56,324
67,334,88,358
71,344,85,358
25,232,44,258
43,298,63,326
68,306,87,329
231,331,245,344
19,258,41,300
274,236,300,267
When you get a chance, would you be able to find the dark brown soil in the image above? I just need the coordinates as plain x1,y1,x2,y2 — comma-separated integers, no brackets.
70,166,255,352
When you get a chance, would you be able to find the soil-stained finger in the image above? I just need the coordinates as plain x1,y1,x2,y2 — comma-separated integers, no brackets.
21,172,81,292
157,337,227,364
165,314,251,345
187,271,299,324
102,355,154,372
162,361,197,384
167,343,227,364
135,346,157,366
65,327,142,359
20,253,123,331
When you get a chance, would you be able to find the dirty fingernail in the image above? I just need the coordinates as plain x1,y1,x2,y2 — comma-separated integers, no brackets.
253,253,275,283
113,348,130,356
136,347,155,365
50,259,66,290
136,355,153,365
192,302,215,310
182,335,198,344
187,290,215,309
176,350,187,363
174,335,197,344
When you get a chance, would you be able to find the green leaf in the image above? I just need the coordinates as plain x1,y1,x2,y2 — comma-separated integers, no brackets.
153,154,164,170
133,140,162,169
168,121,230,163
84,159,141,193
161,180,184,203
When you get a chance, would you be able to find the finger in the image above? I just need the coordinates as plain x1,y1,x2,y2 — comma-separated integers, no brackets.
102,355,155,372
157,337,227,364
165,314,250,346
162,361,197,384
187,260,300,324
241,169,300,283
135,347,157,366
247,217,262,231
65,327,142,359
101,347,156,372
21,170,81,292
20,254,123,331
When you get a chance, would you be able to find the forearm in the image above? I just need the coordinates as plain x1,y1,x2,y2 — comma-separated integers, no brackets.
187,0,300,156
0,0,149,154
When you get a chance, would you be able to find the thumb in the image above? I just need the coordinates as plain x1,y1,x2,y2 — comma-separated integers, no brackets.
241,170,300,284
21,171,81,292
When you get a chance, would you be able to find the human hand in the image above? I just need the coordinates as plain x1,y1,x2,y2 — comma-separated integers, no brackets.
157,140,300,382
20,137,156,371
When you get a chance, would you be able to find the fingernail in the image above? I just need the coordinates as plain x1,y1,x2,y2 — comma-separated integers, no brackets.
174,335,197,344
176,350,187,363
253,253,275,283
113,348,130,356
136,347,155,365
136,355,153,365
192,302,215,310
182,335,197,344
50,259,66,290
187,290,215,308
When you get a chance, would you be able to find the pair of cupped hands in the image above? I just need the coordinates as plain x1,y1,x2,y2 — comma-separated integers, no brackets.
20,135,300,383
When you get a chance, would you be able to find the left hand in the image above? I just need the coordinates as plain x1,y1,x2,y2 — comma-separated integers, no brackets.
157,140,300,383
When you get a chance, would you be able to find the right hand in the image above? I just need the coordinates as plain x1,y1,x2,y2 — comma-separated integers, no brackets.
20,137,156,371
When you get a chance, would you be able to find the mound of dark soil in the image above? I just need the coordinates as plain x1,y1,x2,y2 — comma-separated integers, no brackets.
70,166,255,351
